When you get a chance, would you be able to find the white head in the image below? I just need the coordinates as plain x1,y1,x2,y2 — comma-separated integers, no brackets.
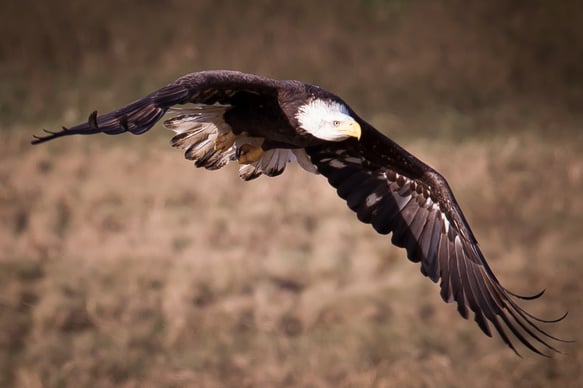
296,99,361,142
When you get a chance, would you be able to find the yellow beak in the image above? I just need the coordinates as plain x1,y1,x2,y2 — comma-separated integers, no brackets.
343,120,362,140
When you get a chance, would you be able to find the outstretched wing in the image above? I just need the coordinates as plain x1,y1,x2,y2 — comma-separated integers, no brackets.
306,121,568,356
31,70,281,144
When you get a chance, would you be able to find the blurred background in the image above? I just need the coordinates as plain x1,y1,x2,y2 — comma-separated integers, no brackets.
1,0,582,386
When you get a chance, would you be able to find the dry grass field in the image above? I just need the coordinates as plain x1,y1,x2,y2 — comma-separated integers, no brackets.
1,1,582,387
2,124,582,388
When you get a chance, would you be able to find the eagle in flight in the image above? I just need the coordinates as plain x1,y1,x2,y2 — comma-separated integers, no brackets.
33,70,568,356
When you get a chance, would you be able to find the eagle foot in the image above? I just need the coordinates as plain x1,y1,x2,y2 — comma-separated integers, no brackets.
214,132,236,152
237,144,264,164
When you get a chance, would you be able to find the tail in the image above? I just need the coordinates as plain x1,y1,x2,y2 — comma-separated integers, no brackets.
32,83,191,145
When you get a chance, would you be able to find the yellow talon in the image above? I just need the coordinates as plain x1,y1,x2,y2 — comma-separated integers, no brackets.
237,144,264,164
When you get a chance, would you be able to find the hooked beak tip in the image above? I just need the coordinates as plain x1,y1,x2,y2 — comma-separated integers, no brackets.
350,121,362,140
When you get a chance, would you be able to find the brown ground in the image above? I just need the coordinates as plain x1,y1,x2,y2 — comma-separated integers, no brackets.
1,1,582,387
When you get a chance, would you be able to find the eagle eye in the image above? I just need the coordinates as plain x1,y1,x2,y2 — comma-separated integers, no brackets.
332,120,341,127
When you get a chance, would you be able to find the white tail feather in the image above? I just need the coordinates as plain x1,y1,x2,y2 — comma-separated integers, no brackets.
292,149,318,174
164,105,235,170
237,147,315,181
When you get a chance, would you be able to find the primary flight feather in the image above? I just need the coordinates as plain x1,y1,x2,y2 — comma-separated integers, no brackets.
33,70,568,355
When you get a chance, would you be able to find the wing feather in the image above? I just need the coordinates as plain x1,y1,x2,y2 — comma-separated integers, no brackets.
418,209,439,277
306,125,568,355
371,196,401,235
32,70,281,144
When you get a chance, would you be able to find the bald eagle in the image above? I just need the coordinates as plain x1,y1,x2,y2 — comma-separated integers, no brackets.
33,70,567,355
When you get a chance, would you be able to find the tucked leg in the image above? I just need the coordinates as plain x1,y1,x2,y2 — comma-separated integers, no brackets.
237,143,264,164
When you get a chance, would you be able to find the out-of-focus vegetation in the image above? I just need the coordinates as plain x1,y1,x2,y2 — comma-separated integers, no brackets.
2,0,582,130
1,1,582,387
